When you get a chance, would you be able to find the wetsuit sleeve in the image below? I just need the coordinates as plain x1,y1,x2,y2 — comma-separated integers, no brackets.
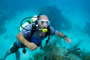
20,24,32,37
50,26,59,35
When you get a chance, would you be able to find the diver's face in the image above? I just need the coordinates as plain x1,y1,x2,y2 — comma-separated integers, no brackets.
38,15,50,29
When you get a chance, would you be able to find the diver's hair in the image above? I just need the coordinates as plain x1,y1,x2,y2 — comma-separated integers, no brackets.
38,13,47,20
38,13,42,19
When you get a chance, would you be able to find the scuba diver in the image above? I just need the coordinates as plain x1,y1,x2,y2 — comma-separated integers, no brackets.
0,14,71,60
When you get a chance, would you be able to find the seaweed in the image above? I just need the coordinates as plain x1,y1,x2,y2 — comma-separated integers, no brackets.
30,42,64,60
67,42,82,57
80,52,90,60
30,40,84,60
30,42,82,60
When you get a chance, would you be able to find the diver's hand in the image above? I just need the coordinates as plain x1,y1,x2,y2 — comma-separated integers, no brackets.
64,37,71,44
25,42,38,51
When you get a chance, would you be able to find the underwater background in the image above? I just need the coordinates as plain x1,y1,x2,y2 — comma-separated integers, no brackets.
0,0,90,60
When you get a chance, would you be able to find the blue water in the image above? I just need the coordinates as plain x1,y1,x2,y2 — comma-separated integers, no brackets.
0,0,90,60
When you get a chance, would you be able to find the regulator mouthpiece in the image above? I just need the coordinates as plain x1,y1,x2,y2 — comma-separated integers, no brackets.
39,28,48,32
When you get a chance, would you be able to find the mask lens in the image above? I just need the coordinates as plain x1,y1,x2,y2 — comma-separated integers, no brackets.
41,21,44,25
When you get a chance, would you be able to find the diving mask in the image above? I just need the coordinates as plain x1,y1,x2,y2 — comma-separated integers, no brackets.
38,19,50,26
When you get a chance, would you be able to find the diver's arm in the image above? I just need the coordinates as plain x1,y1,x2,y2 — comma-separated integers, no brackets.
16,32,29,46
56,32,65,38
57,32,71,44
16,32,37,51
